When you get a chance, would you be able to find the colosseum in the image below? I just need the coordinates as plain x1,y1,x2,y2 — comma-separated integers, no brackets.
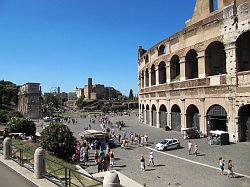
138,0,250,142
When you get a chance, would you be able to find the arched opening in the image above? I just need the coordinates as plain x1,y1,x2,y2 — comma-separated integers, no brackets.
207,105,227,132
146,104,150,125
171,104,181,132
151,104,157,126
151,65,156,86
159,104,167,129
205,41,226,76
141,70,144,88
185,49,198,79
236,31,250,72
238,104,250,142
170,55,180,81
145,69,149,87
145,54,149,63
159,61,166,84
158,45,166,56
141,104,145,123
186,104,200,131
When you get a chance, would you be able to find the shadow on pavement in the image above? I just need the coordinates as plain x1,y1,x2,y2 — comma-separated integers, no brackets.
145,168,156,171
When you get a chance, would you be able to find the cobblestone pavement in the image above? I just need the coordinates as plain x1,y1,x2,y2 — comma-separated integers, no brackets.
36,114,250,187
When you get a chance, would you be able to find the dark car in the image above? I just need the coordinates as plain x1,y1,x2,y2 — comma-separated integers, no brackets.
182,128,200,139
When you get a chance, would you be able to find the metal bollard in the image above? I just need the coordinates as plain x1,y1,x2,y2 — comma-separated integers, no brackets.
34,147,46,179
103,171,121,187
3,137,12,160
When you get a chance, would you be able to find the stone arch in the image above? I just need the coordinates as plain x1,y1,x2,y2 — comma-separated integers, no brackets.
185,49,198,79
236,31,250,72
151,104,157,126
151,64,156,86
158,45,166,56
186,104,200,130
206,104,227,132
159,104,167,129
238,104,250,142
205,41,226,76
145,68,149,87
171,104,181,132
159,61,166,84
170,55,180,81
146,104,150,125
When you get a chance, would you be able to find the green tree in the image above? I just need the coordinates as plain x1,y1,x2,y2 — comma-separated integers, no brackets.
75,95,85,109
45,94,59,108
7,117,36,136
41,122,76,160
0,80,19,107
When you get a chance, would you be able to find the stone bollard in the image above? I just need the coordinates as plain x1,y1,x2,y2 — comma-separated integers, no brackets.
34,147,46,179
103,171,121,187
3,137,12,160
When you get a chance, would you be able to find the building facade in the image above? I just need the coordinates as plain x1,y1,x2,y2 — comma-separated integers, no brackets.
18,83,42,119
138,0,250,142
83,78,121,100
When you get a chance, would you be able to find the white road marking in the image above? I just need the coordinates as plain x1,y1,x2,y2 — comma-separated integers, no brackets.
145,146,250,179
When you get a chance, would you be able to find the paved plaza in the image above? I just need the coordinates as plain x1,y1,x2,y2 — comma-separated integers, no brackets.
37,113,250,187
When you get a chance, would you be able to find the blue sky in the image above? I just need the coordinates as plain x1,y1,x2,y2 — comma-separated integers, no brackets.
0,0,195,95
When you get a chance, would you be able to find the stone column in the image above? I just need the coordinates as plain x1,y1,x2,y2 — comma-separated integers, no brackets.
166,63,171,83
179,57,186,81
143,71,146,88
155,65,159,85
3,137,12,160
138,102,141,122
181,99,186,130
149,69,152,87
156,99,160,128
34,147,46,179
197,50,206,78
224,42,237,85
103,171,120,187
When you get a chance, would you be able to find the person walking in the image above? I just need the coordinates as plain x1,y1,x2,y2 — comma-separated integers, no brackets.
94,150,99,163
228,160,235,178
109,150,115,167
139,155,146,172
188,141,192,155
148,151,155,166
219,157,225,175
194,143,198,156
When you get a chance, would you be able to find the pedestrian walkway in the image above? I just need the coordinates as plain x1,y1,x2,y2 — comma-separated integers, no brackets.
146,146,250,179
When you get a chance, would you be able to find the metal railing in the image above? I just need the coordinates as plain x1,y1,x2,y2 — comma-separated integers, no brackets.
0,140,103,187
44,157,103,187
10,144,34,172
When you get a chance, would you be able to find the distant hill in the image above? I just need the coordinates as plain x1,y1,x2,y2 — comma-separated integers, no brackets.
0,80,19,110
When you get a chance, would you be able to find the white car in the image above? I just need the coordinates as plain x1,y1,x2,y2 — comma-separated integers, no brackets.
155,138,180,151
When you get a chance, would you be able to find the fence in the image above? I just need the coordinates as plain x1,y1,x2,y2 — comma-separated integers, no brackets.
0,139,103,187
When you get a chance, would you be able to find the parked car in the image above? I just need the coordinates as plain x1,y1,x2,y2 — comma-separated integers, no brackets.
155,138,180,151
182,128,200,139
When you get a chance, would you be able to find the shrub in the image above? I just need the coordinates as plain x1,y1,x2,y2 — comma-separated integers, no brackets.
40,122,76,160
7,117,36,136
0,110,8,123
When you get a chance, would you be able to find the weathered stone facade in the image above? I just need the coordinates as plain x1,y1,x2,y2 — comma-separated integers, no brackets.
138,0,250,142
18,83,42,119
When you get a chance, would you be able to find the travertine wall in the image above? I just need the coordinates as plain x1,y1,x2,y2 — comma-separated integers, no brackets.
138,0,250,142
